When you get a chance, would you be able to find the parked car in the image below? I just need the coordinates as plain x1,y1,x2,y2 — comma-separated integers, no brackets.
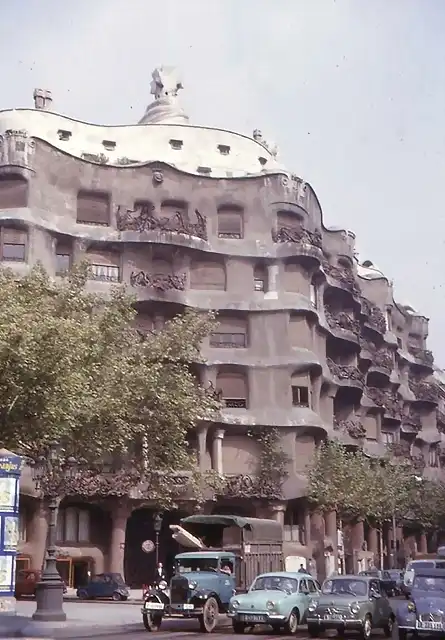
15,570,67,599
228,571,321,634
306,575,395,639
359,568,401,596
76,573,129,601
395,568,445,638
402,558,445,597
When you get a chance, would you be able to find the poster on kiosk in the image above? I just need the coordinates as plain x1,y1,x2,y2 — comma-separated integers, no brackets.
0,448,22,614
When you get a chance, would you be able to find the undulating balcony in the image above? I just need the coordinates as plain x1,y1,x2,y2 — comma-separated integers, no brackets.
365,387,404,420
129,270,187,291
325,307,360,341
409,377,439,404
323,262,361,298
327,358,365,388
334,416,366,439
407,343,434,368
116,203,208,241
360,297,387,335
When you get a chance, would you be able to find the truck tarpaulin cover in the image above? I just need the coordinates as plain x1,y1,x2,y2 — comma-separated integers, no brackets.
180,514,282,542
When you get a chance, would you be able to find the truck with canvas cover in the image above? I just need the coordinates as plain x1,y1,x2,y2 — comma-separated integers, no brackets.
141,514,283,633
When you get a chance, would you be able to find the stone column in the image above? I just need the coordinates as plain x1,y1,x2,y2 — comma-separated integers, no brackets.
28,500,48,571
368,527,379,557
109,501,132,578
197,424,209,471
419,532,428,554
304,510,311,547
310,511,326,580
269,503,286,526
212,429,225,474
351,520,365,573
311,376,322,413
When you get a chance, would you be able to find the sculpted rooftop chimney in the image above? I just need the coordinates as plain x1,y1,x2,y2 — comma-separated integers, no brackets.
139,66,189,125
33,88,53,111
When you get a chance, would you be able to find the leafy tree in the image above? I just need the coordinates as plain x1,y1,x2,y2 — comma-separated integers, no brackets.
0,264,220,502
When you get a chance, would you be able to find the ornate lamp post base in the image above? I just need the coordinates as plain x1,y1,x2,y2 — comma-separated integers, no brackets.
32,580,66,622
0,596,17,615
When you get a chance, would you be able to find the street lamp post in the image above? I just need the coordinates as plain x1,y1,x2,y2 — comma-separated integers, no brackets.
30,442,78,622
153,512,163,567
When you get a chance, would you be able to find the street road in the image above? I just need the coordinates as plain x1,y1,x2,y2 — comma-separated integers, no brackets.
14,600,400,639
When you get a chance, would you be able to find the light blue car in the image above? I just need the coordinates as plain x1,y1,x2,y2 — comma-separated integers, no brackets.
228,571,321,634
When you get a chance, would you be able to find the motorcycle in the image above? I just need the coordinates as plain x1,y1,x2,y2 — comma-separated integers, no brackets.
142,579,170,632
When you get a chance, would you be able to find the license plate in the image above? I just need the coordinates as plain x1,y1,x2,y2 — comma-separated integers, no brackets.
324,614,343,620
145,602,164,610
183,604,194,610
241,614,266,623
416,621,443,630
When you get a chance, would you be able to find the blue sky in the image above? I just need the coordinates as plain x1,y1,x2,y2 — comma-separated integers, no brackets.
1,0,445,362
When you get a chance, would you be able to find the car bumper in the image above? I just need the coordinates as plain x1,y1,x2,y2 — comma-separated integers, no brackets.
306,616,363,630
141,603,204,617
229,611,287,625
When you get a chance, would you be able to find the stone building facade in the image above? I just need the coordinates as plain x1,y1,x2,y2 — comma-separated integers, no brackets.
1,68,444,587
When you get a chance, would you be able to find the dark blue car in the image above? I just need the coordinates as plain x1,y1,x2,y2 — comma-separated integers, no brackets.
395,568,445,638
76,572,129,601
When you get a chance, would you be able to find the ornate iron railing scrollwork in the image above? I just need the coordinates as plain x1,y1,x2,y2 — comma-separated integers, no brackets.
130,271,186,291
116,204,208,240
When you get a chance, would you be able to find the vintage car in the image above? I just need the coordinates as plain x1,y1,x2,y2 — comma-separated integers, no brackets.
142,514,284,633
228,571,321,634
15,569,67,599
76,572,129,600
359,568,401,596
395,568,445,638
306,574,395,639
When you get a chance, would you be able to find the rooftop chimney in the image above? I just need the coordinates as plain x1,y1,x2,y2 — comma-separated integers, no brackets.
33,89,53,111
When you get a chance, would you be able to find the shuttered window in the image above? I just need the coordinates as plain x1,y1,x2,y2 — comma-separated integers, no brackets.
86,249,120,282
190,261,226,290
55,240,72,274
56,508,91,543
216,372,248,408
277,210,302,230
210,315,248,348
77,191,110,226
217,206,243,239
254,264,267,292
0,227,27,262
0,175,28,209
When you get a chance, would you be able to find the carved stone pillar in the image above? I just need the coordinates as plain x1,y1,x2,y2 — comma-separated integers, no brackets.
304,510,311,547
197,424,209,471
28,500,48,571
109,501,132,578
269,503,286,526
311,376,322,414
212,429,225,474
310,511,326,580
351,520,365,573
368,527,379,556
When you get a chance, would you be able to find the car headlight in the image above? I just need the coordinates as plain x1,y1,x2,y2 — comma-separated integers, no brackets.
188,581,197,590
407,601,416,613
350,602,360,614
231,600,240,609
158,580,167,590
308,600,318,612
266,600,275,611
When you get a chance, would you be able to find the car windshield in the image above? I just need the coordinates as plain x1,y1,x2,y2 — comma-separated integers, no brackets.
251,576,298,593
413,576,445,593
407,561,434,571
322,578,368,597
176,558,218,573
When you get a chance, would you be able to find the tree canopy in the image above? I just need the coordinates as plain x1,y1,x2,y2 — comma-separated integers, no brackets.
0,264,220,496
307,439,445,530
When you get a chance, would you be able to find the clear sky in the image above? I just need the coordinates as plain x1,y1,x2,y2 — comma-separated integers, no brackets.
1,0,444,363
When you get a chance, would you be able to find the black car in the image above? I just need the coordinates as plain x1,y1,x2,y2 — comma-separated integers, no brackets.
359,569,400,596
76,572,130,600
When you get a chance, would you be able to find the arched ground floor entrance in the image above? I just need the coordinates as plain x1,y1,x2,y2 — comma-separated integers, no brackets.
124,508,189,588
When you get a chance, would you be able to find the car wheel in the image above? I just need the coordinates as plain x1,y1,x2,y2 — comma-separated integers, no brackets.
232,620,246,634
308,623,320,638
78,590,89,600
198,596,219,633
142,613,162,632
112,591,123,601
360,615,372,640
383,615,394,637
283,608,299,634
398,629,407,640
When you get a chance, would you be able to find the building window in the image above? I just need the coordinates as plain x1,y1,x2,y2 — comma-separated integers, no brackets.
102,140,116,151
429,446,439,468
254,264,267,292
58,129,72,141
385,309,392,332
217,144,230,155
55,240,72,274
217,205,243,239
397,338,403,349
382,431,397,445
89,264,120,282
210,315,248,348
169,139,183,150
216,370,248,409
77,191,110,226
0,174,28,209
56,507,90,543
190,260,226,290
284,510,306,544
0,227,27,262
292,386,309,407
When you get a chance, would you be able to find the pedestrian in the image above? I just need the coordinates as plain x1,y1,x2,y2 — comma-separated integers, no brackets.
154,561,166,587
298,563,307,573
